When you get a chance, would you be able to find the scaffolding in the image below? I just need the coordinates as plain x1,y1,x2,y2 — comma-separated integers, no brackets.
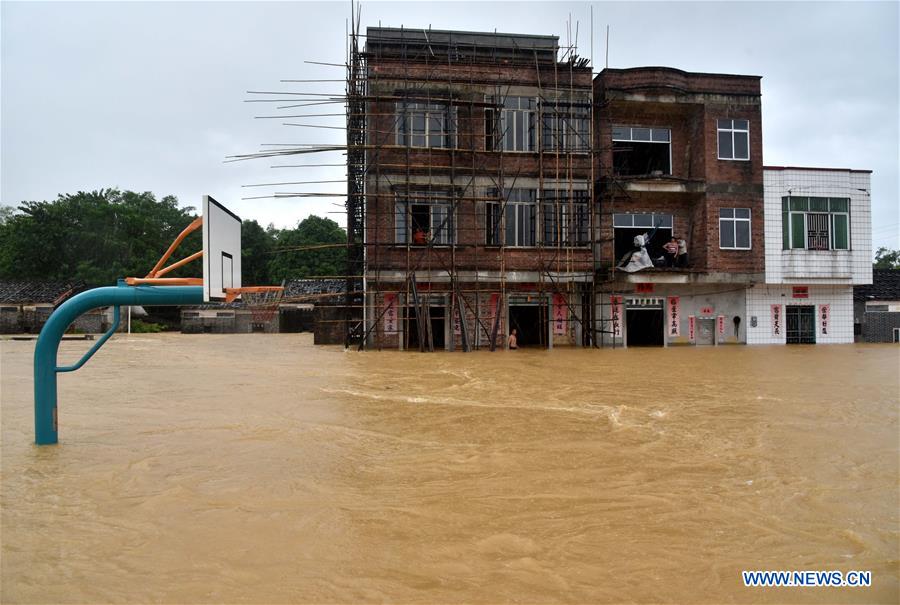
231,8,622,350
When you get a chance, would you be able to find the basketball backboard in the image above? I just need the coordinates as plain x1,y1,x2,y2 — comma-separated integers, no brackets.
202,195,241,302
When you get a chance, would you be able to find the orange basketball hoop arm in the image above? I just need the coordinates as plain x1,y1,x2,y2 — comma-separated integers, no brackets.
125,217,204,287
123,215,283,301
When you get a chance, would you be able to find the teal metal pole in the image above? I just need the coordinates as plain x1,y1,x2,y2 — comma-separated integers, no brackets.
57,305,121,373
34,283,203,445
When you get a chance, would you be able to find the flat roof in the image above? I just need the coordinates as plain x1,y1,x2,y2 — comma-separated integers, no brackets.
598,66,761,80
765,165,873,174
365,27,559,52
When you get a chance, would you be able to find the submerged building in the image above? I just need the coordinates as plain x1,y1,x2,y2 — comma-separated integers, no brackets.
361,28,594,350
347,26,873,349
593,67,764,346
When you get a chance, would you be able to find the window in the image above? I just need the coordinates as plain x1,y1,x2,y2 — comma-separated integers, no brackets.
395,191,455,245
485,189,536,246
781,197,850,250
486,96,535,152
396,101,456,148
717,119,749,160
612,213,673,262
542,189,590,246
719,208,751,249
611,126,671,176
541,98,590,153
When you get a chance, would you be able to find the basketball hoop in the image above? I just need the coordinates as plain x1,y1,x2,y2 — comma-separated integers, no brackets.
229,286,285,329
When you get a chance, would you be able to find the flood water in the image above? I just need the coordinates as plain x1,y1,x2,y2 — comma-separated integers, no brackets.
1,334,898,604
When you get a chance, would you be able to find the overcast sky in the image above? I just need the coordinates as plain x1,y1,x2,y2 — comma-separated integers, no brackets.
2,0,898,251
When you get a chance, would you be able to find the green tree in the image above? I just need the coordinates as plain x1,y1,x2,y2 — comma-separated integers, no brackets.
268,215,346,280
241,219,274,285
873,247,900,270
0,189,199,286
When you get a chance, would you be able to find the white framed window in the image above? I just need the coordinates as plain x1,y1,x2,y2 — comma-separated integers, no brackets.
485,189,536,246
612,213,673,229
395,191,455,245
396,101,456,149
719,208,751,249
486,96,536,152
542,189,590,246
541,97,590,153
781,197,850,250
717,119,750,160
611,126,671,175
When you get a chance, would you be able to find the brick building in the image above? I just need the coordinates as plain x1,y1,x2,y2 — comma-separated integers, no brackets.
0,280,104,334
346,26,873,350
853,269,900,343
361,28,595,350
594,67,765,346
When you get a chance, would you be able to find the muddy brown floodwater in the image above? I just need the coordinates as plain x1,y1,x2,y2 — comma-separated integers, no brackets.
1,334,898,604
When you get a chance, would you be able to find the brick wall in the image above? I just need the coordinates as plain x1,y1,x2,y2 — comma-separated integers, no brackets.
595,67,763,276
862,312,900,343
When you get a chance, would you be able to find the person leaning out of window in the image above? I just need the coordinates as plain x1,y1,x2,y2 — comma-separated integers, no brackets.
677,237,688,267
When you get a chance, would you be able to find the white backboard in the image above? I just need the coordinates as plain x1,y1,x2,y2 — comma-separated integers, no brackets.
202,195,242,302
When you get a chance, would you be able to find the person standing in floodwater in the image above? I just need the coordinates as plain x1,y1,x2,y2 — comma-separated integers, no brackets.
508,328,518,349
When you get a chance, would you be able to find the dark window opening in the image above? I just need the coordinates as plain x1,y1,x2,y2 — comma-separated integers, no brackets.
614,227,671,265
613,141,671,176
411,204,430,244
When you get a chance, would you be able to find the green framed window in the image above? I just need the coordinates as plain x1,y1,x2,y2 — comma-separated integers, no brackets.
781,196,851,250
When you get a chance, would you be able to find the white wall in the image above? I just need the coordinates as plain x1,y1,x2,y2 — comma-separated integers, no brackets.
746,285,854,344
763,168,872,285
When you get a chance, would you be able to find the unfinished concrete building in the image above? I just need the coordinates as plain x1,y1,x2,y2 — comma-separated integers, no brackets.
357,28,595,350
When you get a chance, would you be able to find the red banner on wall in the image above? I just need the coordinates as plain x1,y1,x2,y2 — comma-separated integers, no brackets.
717,314,726,337
688,315,696,342
771,304,782,337
552,294,567,335
820,304,830,336
667,296,680,337
610,296,623,338
383,293,398,333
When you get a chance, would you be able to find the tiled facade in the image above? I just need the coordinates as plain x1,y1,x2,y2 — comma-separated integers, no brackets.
746,168,873,345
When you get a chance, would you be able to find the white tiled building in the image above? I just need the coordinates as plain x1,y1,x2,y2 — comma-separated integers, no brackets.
747,167,872,344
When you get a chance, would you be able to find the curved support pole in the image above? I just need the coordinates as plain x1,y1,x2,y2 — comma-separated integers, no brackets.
56,306,121,373
34,283,204,445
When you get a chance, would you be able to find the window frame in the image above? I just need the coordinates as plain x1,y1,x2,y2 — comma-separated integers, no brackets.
718,207,752,250
781,197,851,251
485,189,537,247
610,125,673,176
396,100,457,149
541,189,590,247
487,96,536,153
541,97,591,154
716,118,750,161
394,191,456,245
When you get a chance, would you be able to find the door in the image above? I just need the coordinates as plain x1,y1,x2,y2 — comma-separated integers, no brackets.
697,318,716,345
786,305,816,344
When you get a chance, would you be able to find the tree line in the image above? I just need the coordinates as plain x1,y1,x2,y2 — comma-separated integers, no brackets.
0,189,347,287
